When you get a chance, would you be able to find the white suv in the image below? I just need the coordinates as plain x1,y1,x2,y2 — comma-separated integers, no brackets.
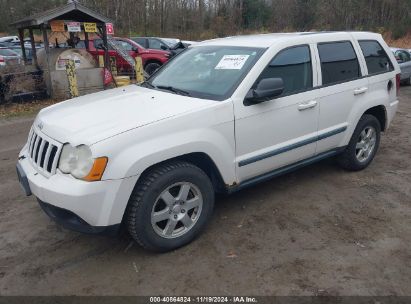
17,32,400,252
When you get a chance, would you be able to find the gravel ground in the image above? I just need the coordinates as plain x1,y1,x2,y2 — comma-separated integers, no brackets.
0,87,410,296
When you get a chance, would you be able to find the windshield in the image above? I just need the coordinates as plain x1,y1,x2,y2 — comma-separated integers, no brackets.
0,49,18,56
162,38,180,48
148,46,265,101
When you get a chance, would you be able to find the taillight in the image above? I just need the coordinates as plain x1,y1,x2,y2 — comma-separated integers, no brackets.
396,73,401,96
0,56,4,63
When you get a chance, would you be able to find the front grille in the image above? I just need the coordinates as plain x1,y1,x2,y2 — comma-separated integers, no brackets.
27,127,62,177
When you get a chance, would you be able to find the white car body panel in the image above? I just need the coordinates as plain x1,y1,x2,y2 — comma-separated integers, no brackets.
36,85,217,146
18,31,400,229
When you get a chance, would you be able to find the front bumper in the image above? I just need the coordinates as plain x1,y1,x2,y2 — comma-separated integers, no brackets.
38,200,120,235
17,149,138,229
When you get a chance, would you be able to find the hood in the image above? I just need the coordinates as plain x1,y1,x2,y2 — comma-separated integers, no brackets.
36,85,216,146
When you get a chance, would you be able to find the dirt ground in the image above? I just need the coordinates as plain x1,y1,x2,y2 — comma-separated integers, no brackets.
0,87,410,296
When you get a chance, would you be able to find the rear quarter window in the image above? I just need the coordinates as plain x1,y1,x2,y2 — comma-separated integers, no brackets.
359,40,394,75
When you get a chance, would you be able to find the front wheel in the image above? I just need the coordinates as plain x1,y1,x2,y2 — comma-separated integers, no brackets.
337,114,381,171
126,161,214,252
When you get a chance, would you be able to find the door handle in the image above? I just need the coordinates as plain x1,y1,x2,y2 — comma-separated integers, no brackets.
354,87,368,95
298,100,317,111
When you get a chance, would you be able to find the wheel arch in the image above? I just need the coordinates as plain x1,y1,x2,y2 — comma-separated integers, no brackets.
363,105,387,131
137,152,227,193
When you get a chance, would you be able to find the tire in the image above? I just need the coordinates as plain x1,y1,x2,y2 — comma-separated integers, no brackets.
144,62,161,76
126,161,215,252
337,114,381,171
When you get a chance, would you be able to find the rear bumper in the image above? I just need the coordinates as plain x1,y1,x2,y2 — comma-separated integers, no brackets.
38,200,120,235
387,99,399,129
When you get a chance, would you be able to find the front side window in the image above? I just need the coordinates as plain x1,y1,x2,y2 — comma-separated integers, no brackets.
318,41,361,85
256,45,313,96
148,46,265,101
359,40,393,75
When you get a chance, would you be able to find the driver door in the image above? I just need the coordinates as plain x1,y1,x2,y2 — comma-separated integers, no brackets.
234,45,320,183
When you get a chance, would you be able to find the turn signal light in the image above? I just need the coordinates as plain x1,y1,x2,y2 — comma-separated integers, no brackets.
83,157,108,182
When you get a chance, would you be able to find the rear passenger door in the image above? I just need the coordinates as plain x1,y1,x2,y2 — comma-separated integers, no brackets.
314,40,368,155
357,39,396,121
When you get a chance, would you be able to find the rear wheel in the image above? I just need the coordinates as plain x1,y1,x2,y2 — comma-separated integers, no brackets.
337,114,381,171
126,161,214,252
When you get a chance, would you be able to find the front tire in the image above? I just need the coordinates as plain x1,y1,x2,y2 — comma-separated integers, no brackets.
126,161,214,252
337,114,381,171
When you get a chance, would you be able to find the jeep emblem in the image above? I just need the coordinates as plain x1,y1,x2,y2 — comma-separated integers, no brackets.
37,121,44,130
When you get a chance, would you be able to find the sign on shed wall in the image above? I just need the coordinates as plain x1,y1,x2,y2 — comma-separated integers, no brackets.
67,22,81,32
106,23,114,35
84,22,97,33
50,20,65,32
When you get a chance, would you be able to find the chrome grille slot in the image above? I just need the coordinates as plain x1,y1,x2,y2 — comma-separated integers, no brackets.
27,127,62,177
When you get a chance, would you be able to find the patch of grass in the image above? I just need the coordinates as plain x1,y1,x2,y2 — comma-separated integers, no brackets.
0,99,60,119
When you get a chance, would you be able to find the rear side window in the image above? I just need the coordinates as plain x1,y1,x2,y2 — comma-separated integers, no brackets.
359,40,393,75
148,38,168,50
132,38,146,48
257,45,313,96
318,41,361,85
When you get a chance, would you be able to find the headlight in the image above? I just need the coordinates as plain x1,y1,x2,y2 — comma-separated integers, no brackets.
58,144,108,181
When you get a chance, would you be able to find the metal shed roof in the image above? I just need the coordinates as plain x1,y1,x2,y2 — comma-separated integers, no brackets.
10,1,113,29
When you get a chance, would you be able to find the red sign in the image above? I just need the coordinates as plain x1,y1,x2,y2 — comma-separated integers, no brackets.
106,23,114,35
102,68,113,86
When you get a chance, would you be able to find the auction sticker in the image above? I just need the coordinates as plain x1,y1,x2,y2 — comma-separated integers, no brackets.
215,55,250,70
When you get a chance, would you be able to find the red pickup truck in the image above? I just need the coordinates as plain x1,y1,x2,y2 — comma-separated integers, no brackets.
77,37,171,75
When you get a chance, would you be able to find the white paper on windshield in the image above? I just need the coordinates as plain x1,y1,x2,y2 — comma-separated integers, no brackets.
215,55,250,70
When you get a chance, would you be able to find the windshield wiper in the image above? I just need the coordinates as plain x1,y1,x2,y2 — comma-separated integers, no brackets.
140,81,156,89
156,85,191,96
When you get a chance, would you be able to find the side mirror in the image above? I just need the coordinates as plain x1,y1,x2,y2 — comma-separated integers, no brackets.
132,46,139,53
245,78,284,105
160,45,168,51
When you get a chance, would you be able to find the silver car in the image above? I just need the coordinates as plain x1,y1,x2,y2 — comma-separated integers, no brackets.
0,48,21,67
391,47,411,85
